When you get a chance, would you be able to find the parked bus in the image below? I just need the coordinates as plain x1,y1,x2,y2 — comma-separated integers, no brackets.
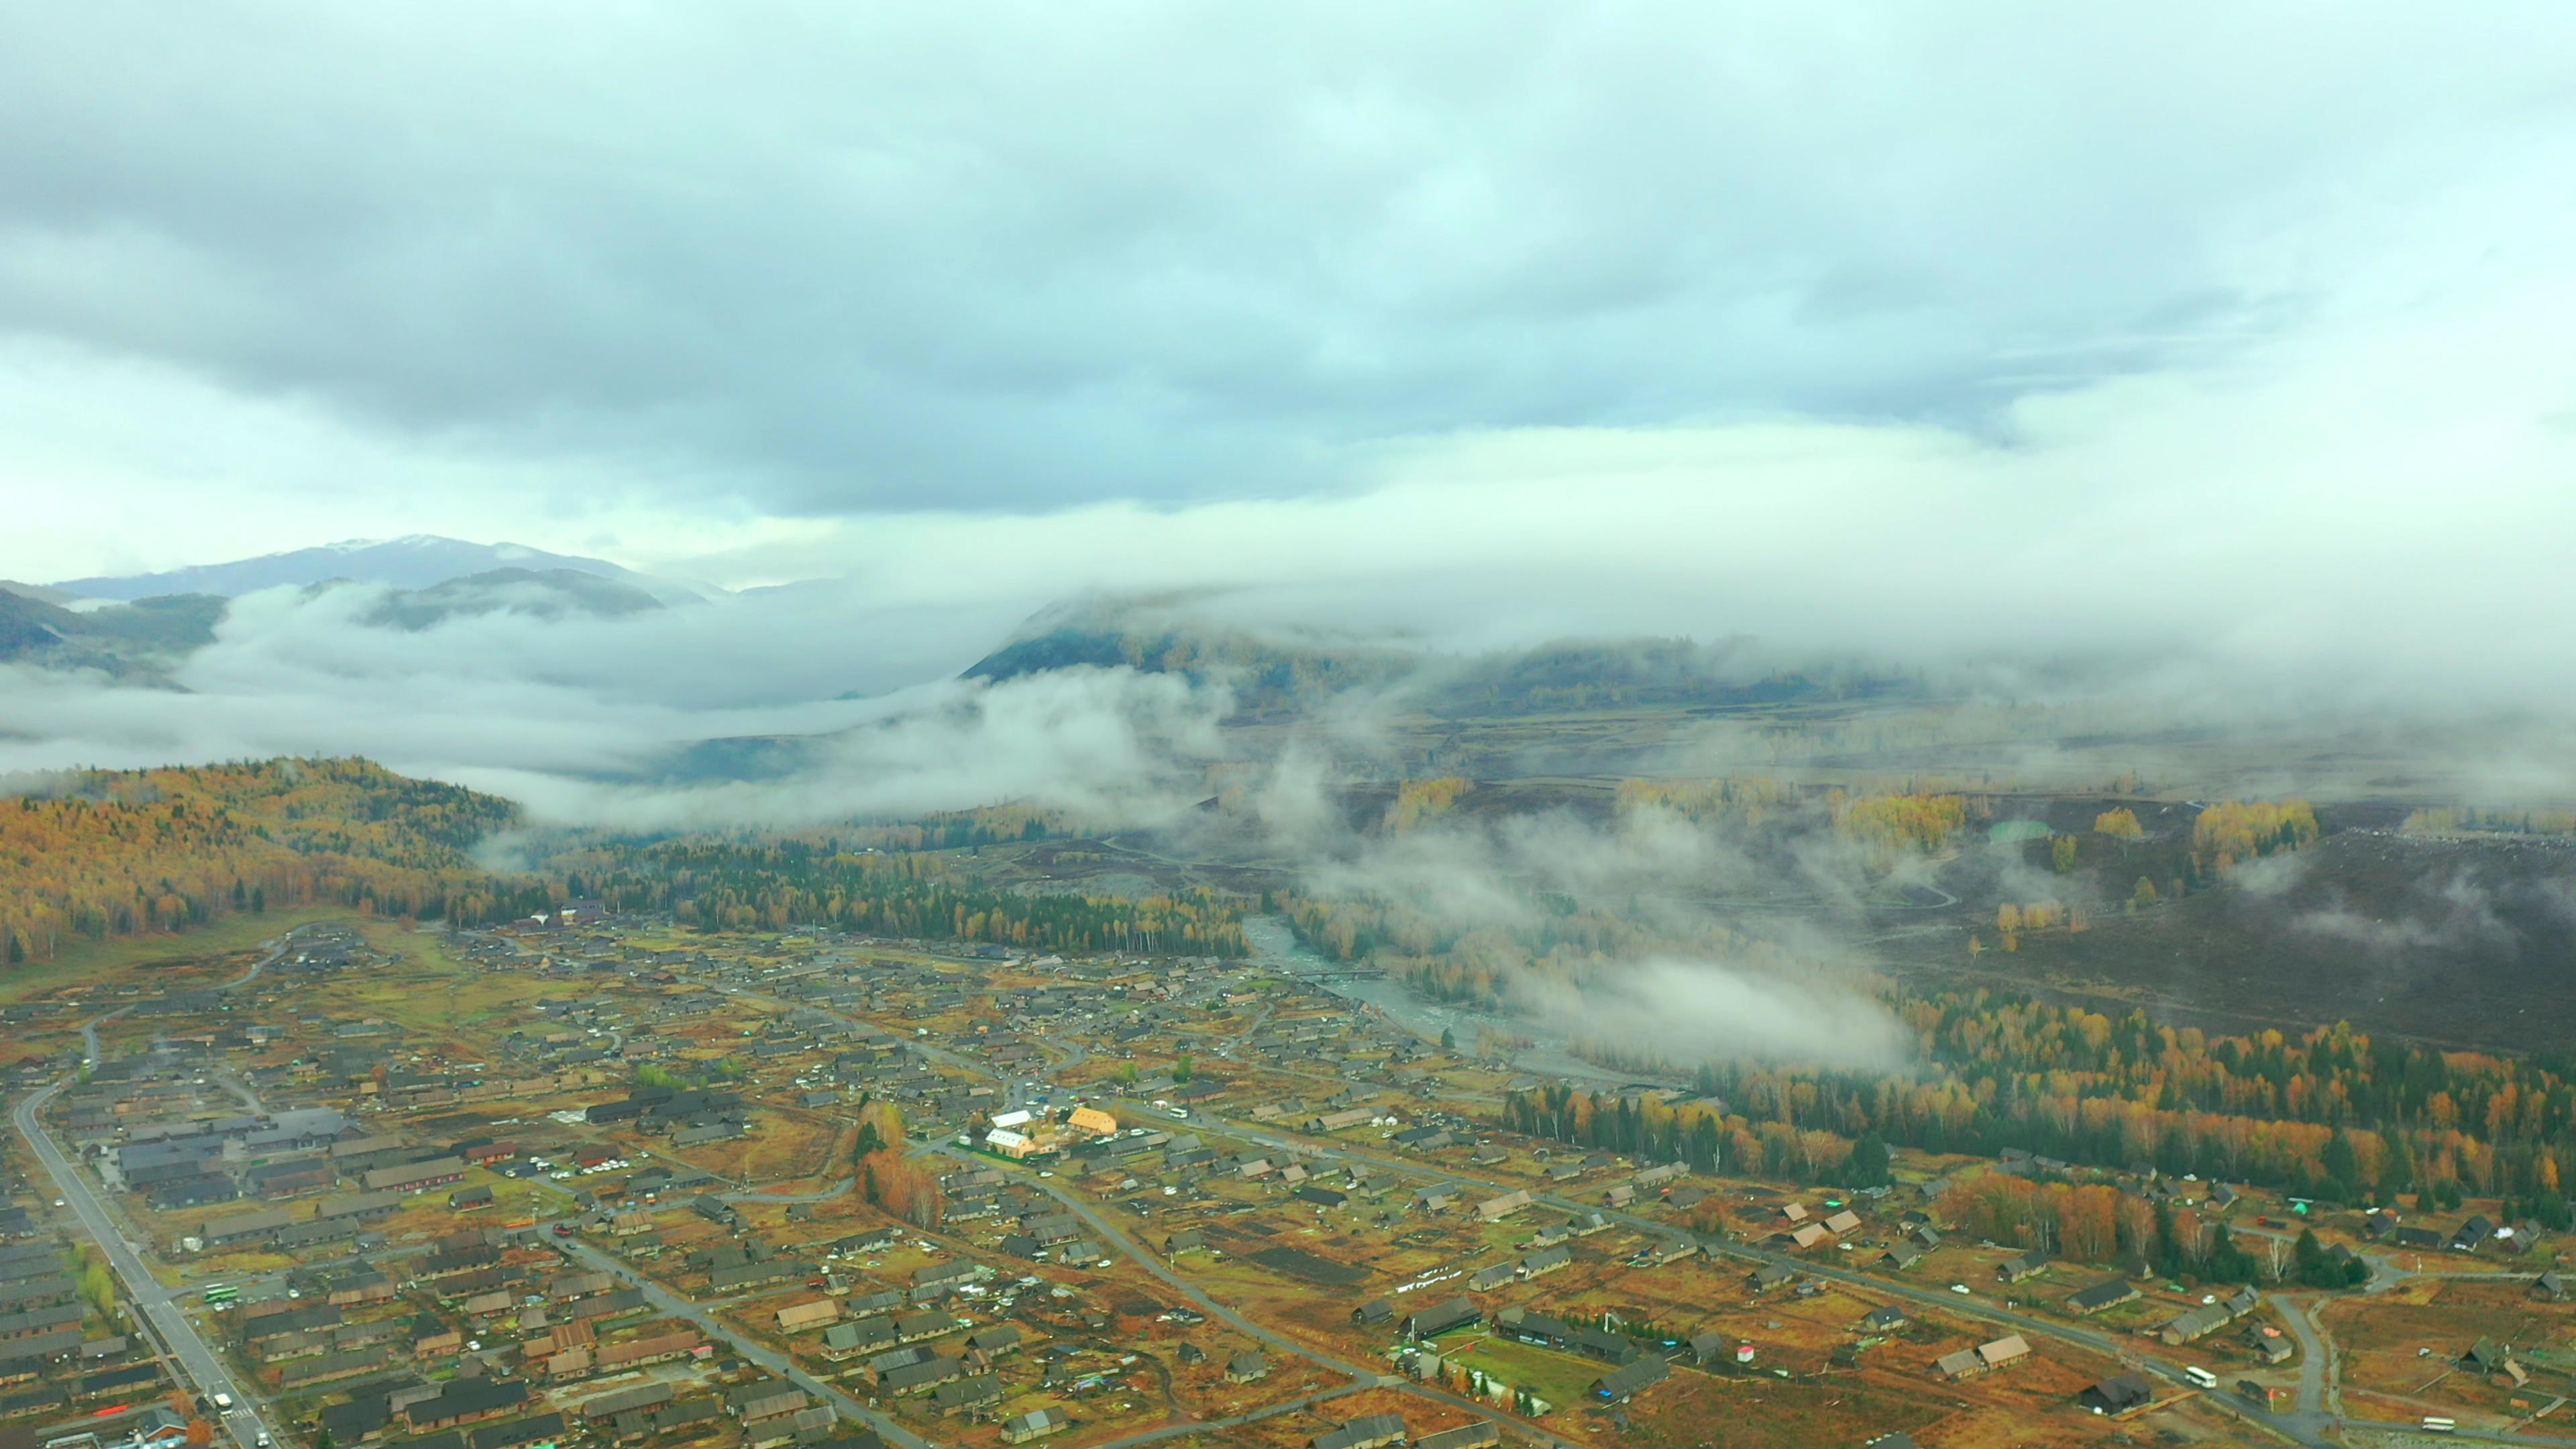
2420,1417,2456,1434
2182,1366,2218,1389
202,1286,239,1305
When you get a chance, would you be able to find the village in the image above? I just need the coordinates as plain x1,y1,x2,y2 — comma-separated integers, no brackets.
0,906,2568,1449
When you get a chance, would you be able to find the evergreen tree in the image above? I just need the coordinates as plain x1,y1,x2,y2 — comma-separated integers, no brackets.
2378,1134,2418,1202
1843,1134,1893,1188
2292,1227,2331,1287
2324,1132,2360,1201
2206,1223,2255,1283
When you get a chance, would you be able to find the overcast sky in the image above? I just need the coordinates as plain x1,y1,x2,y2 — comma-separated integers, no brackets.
5,4,2576,726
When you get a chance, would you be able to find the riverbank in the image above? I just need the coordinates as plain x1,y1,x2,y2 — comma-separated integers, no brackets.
1236,914,1680,1091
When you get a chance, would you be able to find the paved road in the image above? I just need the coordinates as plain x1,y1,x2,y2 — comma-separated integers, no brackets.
15,1081,277,1449
663,938,2320,1444
932,1144,1381,1382
487,922,2576,1445
2337,1418,2576,1446
73,921,307,1064
763,983,1548,1444
926,1142,1550,1449
548,1233,930,1449
2271,1294,2339,1437
653,967,1544,1446
667,938,2389,1444
1110,1095,2333,1446
720,1177,854,1205
744,953,2231,1448
80,1005,131,1063
219,928,297,991
19,924,325,1449
1091,1381,1376,1449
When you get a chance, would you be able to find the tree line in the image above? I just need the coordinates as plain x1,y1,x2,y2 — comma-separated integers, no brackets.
0,756,1256,970
552,837,1248,956
1508,993,2576,1233
0,758,547,964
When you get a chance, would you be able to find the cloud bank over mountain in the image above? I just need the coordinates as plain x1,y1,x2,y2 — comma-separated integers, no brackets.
6,3,2576,826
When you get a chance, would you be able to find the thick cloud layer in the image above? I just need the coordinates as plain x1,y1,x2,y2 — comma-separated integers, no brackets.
7,3,2575,570
6,2,2576,821
1514,958,1911,1074
0,576,1230,830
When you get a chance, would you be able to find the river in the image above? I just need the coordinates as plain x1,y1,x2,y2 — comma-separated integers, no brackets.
1237,914,1666,1088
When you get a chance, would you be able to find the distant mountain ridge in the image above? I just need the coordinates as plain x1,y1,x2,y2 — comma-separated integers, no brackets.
343,566,672,630
0,589,226,679
1,566,684,680
54,534,716,604
965,600,1912,720
0,580,85,606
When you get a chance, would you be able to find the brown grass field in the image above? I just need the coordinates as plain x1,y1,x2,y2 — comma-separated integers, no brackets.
0,904,349,1006
2324,1276,2574,1429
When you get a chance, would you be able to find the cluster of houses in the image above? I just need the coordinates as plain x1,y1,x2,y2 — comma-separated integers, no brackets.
1309,1414,1499,1449
2365,1207,2553,1258
50,901,2576,1449
1764,1197,1866,1251
2156,1285,2267,1348
581,1086,750,1148
981,1104,1122,1161
1932,1334,2032,1381
0,1238,177,1428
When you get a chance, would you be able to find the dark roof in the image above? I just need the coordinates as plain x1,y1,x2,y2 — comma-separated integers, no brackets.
319,1396,393,1440
407,1377,529,1424
1591,1356,1669,1401
930,1374,1001,1408
2080,1373,2155,1413
1403,1296,1481,1337
2068,1278,2137,1311
468,1413,565,1449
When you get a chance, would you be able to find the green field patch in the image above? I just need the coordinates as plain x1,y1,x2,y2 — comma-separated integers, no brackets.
1431,1332,1608,1411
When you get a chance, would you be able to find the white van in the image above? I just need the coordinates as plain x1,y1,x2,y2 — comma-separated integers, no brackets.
212,1392,234,1410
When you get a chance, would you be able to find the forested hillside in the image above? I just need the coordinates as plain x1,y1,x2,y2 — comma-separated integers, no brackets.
1515,996,2576,1231
0,589,225,679
0,756,1244,969
0,759,547,963
544,837,1247,956
965,605,1909,720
